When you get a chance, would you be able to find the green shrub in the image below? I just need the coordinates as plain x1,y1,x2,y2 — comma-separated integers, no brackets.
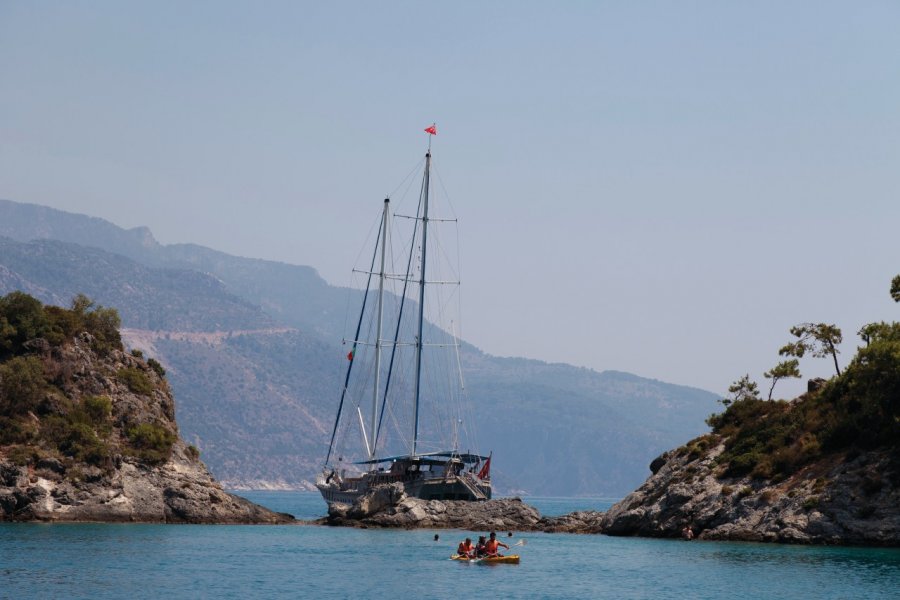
0,292,127,357
818,338,900,450
126,422,176,464
5,445,38,466
186,445,200,461
117,368,154,395
750,458,774,480
57,421,109,465
802,496,820,510
43,305,85,347
70,295,122,355
0,355,47,414
725,450,763,477
147,358,166,378
131,349,144,358
0,416,35,444
81,395,112,424
721,485,734,496
0,292,49,358
708,394,833,480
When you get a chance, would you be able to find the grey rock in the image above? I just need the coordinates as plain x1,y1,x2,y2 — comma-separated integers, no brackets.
36,457,65,475
321,485,579,532
649,452,669,475
807,378,827,393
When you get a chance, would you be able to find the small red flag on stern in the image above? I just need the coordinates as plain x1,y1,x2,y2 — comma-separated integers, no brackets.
424,124,437,135
477,454,491,480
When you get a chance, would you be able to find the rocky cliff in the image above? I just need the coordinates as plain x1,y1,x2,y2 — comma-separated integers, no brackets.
600,437,899,545
602,323,900,547
0,293,292,523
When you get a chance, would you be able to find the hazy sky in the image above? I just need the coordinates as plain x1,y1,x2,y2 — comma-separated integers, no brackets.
2,1,898,397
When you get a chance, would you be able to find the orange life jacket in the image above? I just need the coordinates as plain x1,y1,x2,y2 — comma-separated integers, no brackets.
458,542,473,554
485,539,500,554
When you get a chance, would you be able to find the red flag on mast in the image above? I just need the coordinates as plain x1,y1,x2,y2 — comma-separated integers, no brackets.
424,124,437,135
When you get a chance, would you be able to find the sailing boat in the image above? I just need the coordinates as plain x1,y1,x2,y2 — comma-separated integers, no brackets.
316,127,492,505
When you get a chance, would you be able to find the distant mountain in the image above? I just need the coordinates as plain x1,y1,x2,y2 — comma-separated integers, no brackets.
0,198,341,337
0,237,274,332
0,199,719,495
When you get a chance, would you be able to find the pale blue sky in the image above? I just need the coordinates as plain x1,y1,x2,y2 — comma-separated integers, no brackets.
2,1,898,396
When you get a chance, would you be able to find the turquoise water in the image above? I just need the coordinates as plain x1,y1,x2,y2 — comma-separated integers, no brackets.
2,493,898,599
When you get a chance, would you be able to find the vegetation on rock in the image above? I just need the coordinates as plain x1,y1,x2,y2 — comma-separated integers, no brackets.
1,291,121,358
0,292,175,471
706,276,900,482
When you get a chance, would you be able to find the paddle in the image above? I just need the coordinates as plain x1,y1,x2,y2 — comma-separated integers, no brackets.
512,539,527,547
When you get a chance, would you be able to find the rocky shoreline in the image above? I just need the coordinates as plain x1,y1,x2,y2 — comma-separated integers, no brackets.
0,444,293,524
600,442,899,546
313,448,899,546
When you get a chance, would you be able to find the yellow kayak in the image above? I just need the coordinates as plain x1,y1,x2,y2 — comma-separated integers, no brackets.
451,554,520,565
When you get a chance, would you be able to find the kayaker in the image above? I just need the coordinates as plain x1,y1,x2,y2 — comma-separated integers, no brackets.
457,537,475,558
484,531,509,557
475,535,487,557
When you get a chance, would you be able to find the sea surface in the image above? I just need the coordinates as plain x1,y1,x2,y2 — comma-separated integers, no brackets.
2,492,899,599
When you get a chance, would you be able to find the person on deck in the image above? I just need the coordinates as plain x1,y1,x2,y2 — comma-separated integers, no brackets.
457,537,475,558
484,531,510,557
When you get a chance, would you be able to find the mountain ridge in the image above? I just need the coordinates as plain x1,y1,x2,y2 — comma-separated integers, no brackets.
0,198,719,495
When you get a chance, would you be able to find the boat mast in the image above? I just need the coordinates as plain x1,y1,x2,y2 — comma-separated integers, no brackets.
412,150,431,456
370,198,389,460
323,216,383,468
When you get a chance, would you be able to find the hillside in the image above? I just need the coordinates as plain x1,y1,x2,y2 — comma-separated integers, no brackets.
0,292,291,523
0,199,719,495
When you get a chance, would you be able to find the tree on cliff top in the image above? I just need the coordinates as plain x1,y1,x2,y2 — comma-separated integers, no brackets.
763,359,801,401
707,275,900,481
719,374,760,408
779,323,842,376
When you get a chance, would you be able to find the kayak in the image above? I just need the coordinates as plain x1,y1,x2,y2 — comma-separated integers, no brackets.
451,554,520,565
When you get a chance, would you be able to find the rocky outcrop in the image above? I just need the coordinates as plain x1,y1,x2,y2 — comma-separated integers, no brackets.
0,444,290,523
600,441,900,545
322,483,545,530
319,483,605,533
0,332,292,524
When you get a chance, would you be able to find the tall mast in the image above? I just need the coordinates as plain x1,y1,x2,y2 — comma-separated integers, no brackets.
370,198,389,460
412,151,431,456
